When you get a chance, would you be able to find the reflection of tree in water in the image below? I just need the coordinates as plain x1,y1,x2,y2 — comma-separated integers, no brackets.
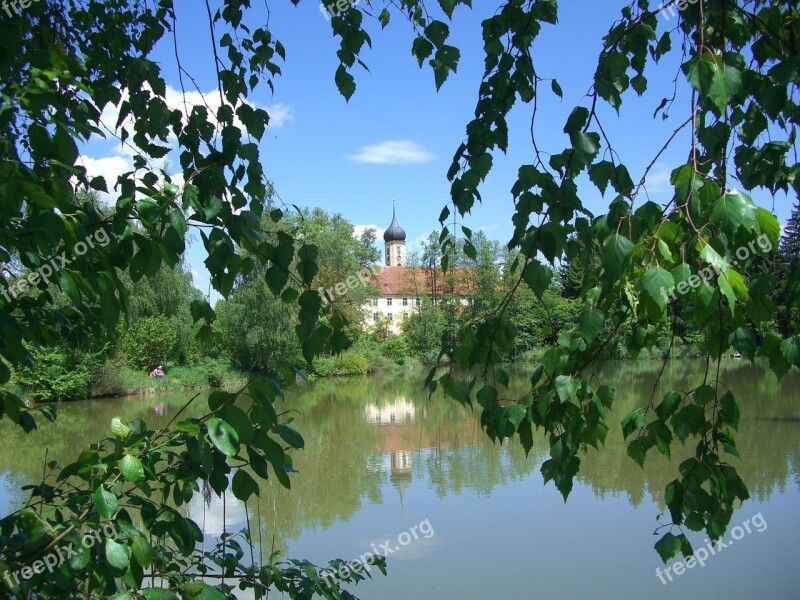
568,361,800,507
1,361,797,558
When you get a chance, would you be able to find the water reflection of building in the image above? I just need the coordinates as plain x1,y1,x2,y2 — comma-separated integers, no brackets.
364,397,483,508
364,398,417,508
390,449,413,509
363,397,416,424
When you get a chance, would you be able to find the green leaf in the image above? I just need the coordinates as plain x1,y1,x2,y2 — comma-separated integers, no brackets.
274,424,304,449
118,454,144,483
105,538,131,570
656,391,682,421
207,417,239,457
94,486,118,518
755,207,780,249
506,404,527,428
412,36,434,67
181,582,227,600
685,50,743,115
522,260,552,296
570,131,600,165
655,532,682,562
603,234,633,279
670,404,705,443
232,469,260,501
551,79,563,98
781,336,800,367
564,106,590,134
640,267,674,310
621,408,645,439
334,65,356,101
698,244,727,274
132,536,153,568
220,405,253,444
554,375,579,402
378,8,390,28
694,385,715,405
578,308,604,343
710,190,756,238
719,391,740,430
142,589,178,600
110,417,130,438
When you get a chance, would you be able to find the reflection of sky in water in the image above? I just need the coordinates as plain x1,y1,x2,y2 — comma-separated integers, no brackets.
186,482,248,538
0,472,22,519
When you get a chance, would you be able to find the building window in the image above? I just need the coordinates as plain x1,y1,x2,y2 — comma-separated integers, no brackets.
402,312,408,320
386,297,392,306
372,298,378,306
373,312,379,323
415,297,420,306
402,297,408,306
388,313,393,321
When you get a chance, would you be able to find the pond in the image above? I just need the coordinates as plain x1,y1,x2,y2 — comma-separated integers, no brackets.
1,360,798,599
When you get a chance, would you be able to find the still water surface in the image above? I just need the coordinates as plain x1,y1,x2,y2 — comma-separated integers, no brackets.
1,360,798,599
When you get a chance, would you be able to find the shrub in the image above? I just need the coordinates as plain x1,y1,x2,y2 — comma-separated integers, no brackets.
120,316,177,371
333,351,369,375
310,351,368,376
381,335,409,364
15,347,93,401
201,361,225,388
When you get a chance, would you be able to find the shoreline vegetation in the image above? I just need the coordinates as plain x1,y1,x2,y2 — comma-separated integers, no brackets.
8,344,750,405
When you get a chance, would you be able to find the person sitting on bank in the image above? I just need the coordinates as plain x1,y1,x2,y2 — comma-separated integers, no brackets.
152,365,167,378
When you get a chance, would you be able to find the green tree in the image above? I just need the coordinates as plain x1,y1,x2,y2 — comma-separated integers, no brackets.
773,200,800,336
215,276,301,374
119,315,179,371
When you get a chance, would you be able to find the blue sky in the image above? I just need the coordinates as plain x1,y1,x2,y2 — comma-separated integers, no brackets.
78,0,791,301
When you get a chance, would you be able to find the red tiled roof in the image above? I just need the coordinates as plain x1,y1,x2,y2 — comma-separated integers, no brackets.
363,266,474,296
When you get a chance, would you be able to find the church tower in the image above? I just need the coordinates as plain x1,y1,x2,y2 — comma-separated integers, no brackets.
383,199,406,267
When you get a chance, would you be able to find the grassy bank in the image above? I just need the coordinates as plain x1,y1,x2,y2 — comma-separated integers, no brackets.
96,363,249,397
8,359,249,403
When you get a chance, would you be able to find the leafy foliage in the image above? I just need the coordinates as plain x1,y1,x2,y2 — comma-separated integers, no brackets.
0,1,798,594
119,315,178,371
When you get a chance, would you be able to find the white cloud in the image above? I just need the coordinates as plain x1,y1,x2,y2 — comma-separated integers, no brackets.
353,224,384,241
78,155,132,189
409,233,431,252
644,163,673,194
348,140,436,165
265,103,293,128
97,85,293,157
